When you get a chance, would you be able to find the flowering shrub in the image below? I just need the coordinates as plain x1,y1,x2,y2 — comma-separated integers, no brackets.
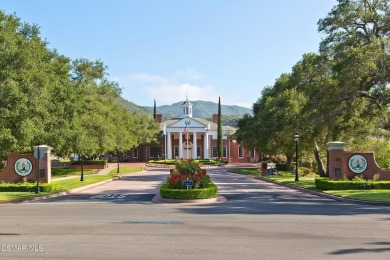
167,159,210,189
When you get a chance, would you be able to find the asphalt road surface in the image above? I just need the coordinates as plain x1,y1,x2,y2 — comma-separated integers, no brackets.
1,167,390,259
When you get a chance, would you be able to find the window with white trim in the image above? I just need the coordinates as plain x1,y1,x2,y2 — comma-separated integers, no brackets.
250,150,255,158
174,146,179,158
238,146,244,158
212,146,218,158
197,146,202,158
223,146,227,158
133,148,138,158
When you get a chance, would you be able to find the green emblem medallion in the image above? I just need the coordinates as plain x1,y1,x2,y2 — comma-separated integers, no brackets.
14,158,33,176
348,155,367,174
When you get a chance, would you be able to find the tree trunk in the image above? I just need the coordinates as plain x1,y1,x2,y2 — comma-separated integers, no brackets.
314,140,326,177
286,155,293,167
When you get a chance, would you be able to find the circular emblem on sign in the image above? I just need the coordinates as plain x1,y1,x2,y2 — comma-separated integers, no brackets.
14,158,33,176
348,155,367,174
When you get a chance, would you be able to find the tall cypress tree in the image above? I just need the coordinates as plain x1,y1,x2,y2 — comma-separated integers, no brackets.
217,96,223,159
153,99,157,121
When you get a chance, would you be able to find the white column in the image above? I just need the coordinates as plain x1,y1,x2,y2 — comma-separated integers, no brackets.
203,133,207,159
167,132,172,159
204,133,209,159
179,132,183,158
193,132,197,159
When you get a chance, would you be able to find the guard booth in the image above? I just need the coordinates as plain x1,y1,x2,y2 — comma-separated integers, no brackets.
260,162,277,176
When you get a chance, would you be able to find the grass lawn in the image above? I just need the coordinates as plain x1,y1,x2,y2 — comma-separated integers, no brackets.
325,190,390,203
0,166,143,202
229,167,390,204
52,167,96,178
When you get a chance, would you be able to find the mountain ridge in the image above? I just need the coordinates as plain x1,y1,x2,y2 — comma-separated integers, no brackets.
118,97,252,127
143,100,252,118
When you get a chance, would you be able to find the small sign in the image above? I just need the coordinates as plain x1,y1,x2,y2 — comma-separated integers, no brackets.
34,149,44,160
183,179,193,188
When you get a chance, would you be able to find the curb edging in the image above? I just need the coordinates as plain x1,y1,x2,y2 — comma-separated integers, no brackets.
257,176,390,207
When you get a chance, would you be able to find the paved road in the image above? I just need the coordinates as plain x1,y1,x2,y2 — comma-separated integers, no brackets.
1,167,390,259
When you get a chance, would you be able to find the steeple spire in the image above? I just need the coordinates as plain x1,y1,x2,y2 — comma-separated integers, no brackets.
182,94,193,118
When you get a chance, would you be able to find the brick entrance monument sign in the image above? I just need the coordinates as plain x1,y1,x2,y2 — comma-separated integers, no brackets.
326,141,390,180
0,145,51,184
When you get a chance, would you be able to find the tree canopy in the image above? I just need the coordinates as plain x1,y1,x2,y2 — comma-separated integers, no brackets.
0,11,159,159
236,0,390,173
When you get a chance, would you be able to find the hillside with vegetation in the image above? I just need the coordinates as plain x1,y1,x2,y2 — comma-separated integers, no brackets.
117,96,150,116
144,100,252,118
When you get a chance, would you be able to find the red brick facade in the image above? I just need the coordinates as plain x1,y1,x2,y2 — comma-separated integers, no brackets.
327,142,390,180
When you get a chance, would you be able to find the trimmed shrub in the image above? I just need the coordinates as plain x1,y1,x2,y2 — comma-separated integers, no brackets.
71,160,107,166
275,163,288,171
372,182,390,189
160,182,218,200
313,178,390,190
0,182,60,192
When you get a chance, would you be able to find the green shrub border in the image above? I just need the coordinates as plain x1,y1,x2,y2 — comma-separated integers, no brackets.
315,178,390,190
149,159,227,165
0,182,60,192
160,182,218,200
71,160,107,166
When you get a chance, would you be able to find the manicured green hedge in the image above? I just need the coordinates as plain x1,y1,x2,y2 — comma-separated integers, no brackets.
0,182,60,192
315,178,390,190
71,160,107,166
149,159,227,165
160,182,218,200
276,163,289,171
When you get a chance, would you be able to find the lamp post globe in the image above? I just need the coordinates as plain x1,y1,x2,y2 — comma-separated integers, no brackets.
294,133,299,182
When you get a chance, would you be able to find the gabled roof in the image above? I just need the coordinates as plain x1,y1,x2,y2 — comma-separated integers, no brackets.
159,117,236,134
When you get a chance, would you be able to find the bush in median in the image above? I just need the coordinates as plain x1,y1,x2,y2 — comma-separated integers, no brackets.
160,182,218,200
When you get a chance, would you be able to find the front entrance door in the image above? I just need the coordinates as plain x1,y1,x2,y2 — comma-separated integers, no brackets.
182,141,193,159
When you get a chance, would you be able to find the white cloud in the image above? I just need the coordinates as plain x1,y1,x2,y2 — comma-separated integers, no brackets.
145,83,219,105
114,71,221,106
173,68,203,80
113,70,254,108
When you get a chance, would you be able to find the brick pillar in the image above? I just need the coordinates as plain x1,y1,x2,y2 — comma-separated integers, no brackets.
156,113,162,123
34,145,52,183
212,114,218,124
326,142,348,180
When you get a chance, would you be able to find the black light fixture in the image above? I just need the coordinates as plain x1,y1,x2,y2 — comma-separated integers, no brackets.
80,154,84,181
35,145,40,194
294,133,299,182
116,145,120,174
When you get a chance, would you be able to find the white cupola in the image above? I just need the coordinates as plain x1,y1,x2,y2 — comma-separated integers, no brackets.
182,95,193,118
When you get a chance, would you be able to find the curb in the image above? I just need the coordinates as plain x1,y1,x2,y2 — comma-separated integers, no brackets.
257,176,390,207
152,193,227,204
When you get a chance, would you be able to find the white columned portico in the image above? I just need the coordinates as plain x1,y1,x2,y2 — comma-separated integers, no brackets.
193,132,197,159
204,132,209,159
167,132,172,159
179,132,183,158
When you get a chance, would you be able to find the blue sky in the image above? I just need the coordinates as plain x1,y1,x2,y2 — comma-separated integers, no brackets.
1,0,338,108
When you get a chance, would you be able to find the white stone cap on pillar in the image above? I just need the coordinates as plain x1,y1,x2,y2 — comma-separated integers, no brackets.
33,145,51,153
326,141,348,150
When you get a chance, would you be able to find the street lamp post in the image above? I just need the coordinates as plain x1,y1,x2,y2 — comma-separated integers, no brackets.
35,145,40,194
294,132,299,182
116,145,120,174
80,154,84,181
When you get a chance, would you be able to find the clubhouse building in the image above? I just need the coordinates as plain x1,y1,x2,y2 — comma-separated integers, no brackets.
125,97,259,163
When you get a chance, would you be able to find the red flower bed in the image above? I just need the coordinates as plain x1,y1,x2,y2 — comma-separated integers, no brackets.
167,159,210,189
